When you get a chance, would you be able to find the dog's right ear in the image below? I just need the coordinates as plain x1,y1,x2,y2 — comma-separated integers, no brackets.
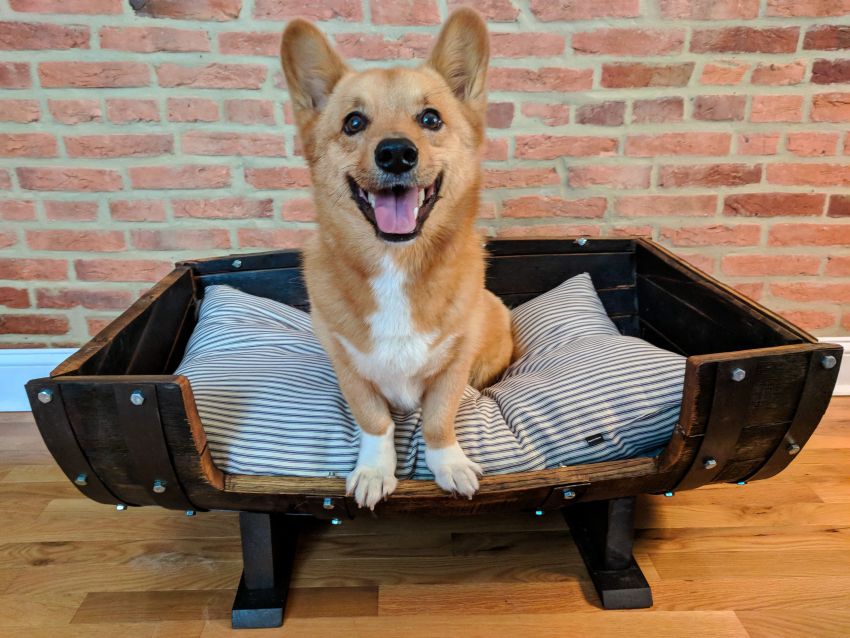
280,20,349,127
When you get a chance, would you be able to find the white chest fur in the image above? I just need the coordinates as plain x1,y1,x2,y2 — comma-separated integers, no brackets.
336,254,450,411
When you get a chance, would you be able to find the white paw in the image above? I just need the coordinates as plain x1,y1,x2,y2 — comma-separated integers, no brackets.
346,427,398,510
425,442,483,499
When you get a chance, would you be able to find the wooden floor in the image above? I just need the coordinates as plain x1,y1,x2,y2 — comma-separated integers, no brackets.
0,399,848,637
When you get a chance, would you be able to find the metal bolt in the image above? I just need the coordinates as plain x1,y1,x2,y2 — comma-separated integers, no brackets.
232,259,242,269
322,497,334,510
562,489,576,500
822,355,838,370
703,457,718,470
575,237,588,247
330,518,342,526
737,481,747,486
116,503,127,511
37,389,53,404
186,510,196,517
74,473,88,486
130,390,145,406
787,442,801,456
534,509,544,516
152,479,167,494
730,368,746,382
664,491,674,497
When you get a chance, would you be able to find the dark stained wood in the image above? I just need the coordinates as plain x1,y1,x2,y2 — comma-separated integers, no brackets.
486,238,635,256
486,252,635,296
198,267,309,309
180,249,301,275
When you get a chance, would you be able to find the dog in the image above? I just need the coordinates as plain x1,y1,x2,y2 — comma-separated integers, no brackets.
280,8,513,509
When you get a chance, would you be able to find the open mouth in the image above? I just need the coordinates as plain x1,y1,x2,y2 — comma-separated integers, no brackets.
347,173,442,243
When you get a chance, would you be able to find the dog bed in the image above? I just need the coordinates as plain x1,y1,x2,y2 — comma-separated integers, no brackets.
174,272,686,479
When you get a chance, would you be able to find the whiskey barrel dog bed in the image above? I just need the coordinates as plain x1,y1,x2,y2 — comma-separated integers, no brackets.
26,238,842,627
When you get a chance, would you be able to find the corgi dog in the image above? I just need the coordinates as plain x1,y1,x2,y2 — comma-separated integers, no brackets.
280,8,513,509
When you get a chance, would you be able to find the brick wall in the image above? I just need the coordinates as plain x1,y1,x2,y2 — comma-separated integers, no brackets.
0,0,848,347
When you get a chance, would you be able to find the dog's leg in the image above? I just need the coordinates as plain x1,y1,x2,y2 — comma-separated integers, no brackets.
469,290,514,389
421,354,483,498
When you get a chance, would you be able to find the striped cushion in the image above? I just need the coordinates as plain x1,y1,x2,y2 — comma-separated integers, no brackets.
175,273,685,478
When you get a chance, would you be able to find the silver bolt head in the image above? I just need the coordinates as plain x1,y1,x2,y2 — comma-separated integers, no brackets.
787,442,801,456
562,489,576,500
322,497,334,510
232,259,242,269
330,518,342,526
822,355,838,370
129,390,145,406
37,389,53,404
703,457,718,470
74,473,88,486
116,503,127,511
664,491,674,497
186,510,196,517
730,368,746,382
575,237,588,247
534,509,544,516
152,480,167,494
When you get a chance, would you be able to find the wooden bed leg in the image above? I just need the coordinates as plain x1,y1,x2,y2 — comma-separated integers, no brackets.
231,511,297,629
563,496,653,610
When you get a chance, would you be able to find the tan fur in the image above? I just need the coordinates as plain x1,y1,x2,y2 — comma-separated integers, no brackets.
281,9,513,497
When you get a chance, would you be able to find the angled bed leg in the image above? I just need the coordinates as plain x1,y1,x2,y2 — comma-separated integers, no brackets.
563,496,653,610
232,511,297,629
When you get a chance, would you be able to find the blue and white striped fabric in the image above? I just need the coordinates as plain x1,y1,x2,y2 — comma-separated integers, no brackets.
175,273,686,478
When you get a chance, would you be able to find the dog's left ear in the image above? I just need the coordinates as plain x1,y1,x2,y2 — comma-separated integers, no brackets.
426,8,490,115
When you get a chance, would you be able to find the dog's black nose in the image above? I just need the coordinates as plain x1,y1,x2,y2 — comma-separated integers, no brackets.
374,138,418,174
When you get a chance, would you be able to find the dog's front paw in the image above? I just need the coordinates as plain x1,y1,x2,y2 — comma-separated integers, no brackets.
346,464,398,510
425,442,483,499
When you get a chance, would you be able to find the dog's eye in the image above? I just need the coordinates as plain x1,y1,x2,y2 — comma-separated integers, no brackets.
342,112,368,136
418,108,443,131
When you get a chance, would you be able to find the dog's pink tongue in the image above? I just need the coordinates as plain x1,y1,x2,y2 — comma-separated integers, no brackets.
373,188,417,235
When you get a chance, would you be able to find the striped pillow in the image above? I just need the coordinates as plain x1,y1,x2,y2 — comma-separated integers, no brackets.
175,274,685,478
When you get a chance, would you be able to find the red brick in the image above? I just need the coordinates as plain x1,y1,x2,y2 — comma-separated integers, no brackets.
0,170,10,190
109,200,167,222
167,97,219,123
700,61,749,85
237,228,313,249
616,195,716,217
448,0,519,21
781,310,837,331
17,168,122,192
132,229,231,251
607,225,654,239
751,61,806,86
769,223,850,245
44,201,98,222
27,230,124,252
0,200,36,221
576,102,625,126
225,99,275,125
486,103,514,129
0,258,67,280
573,29,683,56
48,99,101,124
772,282,850,303
280,198,316,222
0,62,30,89
750,95,803,122
135,0,242,21
0,133,57,158
370,0,438,24
659,0,759,19
804,25,850,50
0,21,88,50
254,0,361,20
826,255,850,275
75,259,172,282
722,254,822,276
693,95,746,121
625,133,731,157
173,197,273,219
515,135,617,159
39,62,149,88
245,167,312,189
530,0,639,20
601,63,693,88
828,195,850,217
334,33,431,60
106,99,159,124
182,131,285,157
0,231,17,250
812,59,850,85
219,31,277,56
738,133,780,155
100,27,210,53
489,68,593,92
787,132,839,157
9,0,121,13
660,225,761,246
129,165,230,190
483,168,559,189
0,99,38,123
36,288,134,310
732,282,765,300
0,314,69,335
569,165,650,189
501,196,606,219
483,139,508,161
156,63,266,89
812,93,850,122
691,27,799,53
496,224,601,239
86,316,113,337
65,134,173,159
659,164,761,188
767,163,850,186
491,33,565,57
0,287,29,309
767,0,850,16
521,103,570,126
725,193,826,217
631,97,683,123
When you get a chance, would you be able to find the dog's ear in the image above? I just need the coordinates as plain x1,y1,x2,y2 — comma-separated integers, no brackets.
426,8,490,114
280,19,349,124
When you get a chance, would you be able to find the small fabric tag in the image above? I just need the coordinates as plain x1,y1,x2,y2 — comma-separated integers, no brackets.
585,433,605,447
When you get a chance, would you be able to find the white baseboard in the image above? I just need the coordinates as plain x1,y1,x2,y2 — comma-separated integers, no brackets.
821,337,850,396
0,348,76,412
